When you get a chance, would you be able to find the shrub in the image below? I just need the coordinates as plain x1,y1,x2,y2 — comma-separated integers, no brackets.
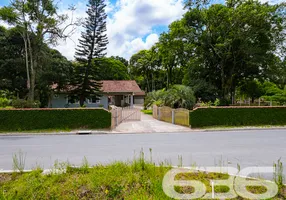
0,98,10,108
190,107,286,128
0,108,111,132
11,99,41,108
144,85,196,110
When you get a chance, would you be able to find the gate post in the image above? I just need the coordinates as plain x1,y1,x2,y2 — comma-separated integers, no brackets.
116,108,118,126
172,109,175,124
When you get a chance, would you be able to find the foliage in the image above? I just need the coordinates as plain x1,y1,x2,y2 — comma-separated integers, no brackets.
0,109,111,131
0,26,73,106
144,89,166,108
110,56,129,67
0,98,10,108
129,0,286,103
129,48,161,92
238,80,264,102
0,0,75,101
11,99,40,108
73,0,108,106
12,150,26,173
190,107,286,128
262,82,286,105
144,85,196,109
165,85,196,109
0,158,285,199
96,57,130,80
141,110,152,115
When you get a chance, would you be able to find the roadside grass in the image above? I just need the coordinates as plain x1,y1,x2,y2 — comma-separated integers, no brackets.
1,158,285,199
141,109,153,115
1,161,172,199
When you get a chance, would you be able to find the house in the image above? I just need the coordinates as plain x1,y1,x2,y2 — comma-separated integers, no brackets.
50,80,145,109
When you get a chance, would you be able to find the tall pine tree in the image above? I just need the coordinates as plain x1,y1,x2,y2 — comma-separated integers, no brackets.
72,0,108,106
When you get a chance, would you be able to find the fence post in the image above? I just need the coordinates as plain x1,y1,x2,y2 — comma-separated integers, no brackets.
116,108,118,126
172,109,175,124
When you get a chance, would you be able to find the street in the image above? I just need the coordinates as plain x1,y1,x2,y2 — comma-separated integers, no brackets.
0,130,285,172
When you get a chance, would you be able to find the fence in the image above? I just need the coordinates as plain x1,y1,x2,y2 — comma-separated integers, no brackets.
111,106,141,129
152,105,190,127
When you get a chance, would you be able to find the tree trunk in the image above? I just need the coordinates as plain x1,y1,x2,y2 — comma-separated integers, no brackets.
27,35,35,101
80,95,85,107
21,32,30,90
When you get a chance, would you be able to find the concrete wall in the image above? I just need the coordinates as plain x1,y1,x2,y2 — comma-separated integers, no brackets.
50,94,109,109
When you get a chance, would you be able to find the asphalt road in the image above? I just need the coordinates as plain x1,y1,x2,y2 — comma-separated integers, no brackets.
0,130,285,173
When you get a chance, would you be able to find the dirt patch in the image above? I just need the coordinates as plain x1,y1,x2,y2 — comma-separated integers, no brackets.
0,173,12,184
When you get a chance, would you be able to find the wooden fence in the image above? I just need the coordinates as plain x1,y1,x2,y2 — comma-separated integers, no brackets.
174,108,190,126
152,105,190,127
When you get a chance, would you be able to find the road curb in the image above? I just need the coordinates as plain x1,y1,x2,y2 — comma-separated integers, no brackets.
0,131,110,136
198,127,286,132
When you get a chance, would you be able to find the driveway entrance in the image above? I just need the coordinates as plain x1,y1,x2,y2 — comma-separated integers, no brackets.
112,112,191,133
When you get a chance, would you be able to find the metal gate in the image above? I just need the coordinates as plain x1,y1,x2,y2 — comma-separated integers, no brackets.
111,106,141,129
121,107,141,122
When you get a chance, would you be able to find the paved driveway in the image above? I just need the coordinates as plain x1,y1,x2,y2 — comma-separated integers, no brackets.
113,113,191,133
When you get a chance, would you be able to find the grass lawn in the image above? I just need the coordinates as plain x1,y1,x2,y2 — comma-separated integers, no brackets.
1,159,285,199
141,109,153,115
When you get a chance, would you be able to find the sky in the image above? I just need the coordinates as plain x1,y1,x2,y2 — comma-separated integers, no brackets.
0,0,284,60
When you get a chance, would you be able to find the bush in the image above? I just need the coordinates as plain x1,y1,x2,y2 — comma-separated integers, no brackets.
190,107,286,128
0,98,10,108
0,109,111,132
11,99,41,108
144,85,196,110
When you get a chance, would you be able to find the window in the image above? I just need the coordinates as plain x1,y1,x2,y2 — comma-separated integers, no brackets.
89,97,100,104
66,96,79,104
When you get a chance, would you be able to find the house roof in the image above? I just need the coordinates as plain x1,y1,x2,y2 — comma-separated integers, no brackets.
52,80,145,96
101,80,143,94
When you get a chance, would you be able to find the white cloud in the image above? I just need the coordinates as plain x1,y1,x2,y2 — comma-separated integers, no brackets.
53,0,185,60
120,33,159,58
107,0,185,58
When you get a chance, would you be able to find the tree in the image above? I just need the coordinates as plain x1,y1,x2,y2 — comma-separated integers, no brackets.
238,80,264,103
129,47,161,92
110,56,128,67
72,0,108,106
96,57,130,80
0,26,27,98
38,48,73,107
181,0,285,103
262,82,286,105
0,0,77,101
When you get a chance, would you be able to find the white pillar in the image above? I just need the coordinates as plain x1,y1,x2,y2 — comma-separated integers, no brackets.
130,94,134,108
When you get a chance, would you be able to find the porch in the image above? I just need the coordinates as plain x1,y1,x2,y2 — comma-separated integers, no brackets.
109,93,135,107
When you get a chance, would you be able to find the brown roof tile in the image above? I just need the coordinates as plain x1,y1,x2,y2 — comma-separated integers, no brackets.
52,80,144,94
101,80,142,93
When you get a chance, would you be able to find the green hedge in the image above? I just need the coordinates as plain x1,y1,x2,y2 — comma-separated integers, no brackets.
0,108,111,132
189,107,286,128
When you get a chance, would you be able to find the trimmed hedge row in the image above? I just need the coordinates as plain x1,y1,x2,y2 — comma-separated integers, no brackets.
0,108,111,132
189,107,286,128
